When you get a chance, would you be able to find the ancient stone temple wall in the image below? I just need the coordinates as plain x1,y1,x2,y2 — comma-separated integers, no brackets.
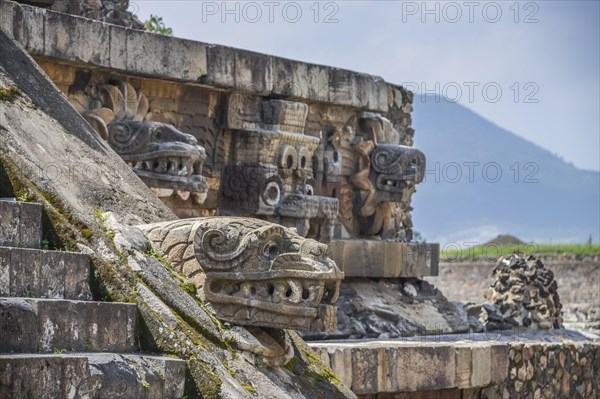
0,0,600,398
0,0,437,282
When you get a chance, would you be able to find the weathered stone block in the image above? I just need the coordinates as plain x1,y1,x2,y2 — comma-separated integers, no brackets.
490,343,509,384
271,58,319,101
0,298,137,353
330,239,439,277
0,1,17,42
270,57,299,98
126,29,207,81
284,60,329,103
311,342,463,394
351,346,380,394
0,354,90,399
0,200,42,249
381,347,399,392
4,2,45,54
471,345,491,387
44,11,110,65
328,347,353,388
455,345,473,389
0,247,90,299
205,44,236,88
329,68,354,106
235,48,273,94
108,24,127,70
392,344,456,392
0,353,187,399
455,343,492,389
86,354,187,399
351,74,389,112
351,73,373,110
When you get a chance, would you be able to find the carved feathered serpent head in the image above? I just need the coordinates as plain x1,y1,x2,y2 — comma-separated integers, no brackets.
370,144,425,202
81,81,207,199
138,218,343,333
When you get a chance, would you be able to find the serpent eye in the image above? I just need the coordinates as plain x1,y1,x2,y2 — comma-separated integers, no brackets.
262,241,280,261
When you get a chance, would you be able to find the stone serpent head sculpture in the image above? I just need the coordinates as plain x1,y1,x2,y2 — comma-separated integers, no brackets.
81,81,208,202
329,115,425,237
137,217,343,365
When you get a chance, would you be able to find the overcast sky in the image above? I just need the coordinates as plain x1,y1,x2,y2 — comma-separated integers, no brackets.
134,1,600,171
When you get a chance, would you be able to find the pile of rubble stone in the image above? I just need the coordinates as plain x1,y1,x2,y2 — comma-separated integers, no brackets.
480,254,563,331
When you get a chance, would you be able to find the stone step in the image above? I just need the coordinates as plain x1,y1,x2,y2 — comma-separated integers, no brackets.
0,298,137,353
0,200,42,249
309,340,508,395
0,353,187,399
0,246,91,300
329,240,439,278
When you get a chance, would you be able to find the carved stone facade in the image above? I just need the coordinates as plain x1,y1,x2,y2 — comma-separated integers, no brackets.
42,54,426,247
23,9,440,344
41,60,437,278
218,94,339,241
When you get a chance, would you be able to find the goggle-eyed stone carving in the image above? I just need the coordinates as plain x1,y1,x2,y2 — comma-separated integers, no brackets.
138,217,343,333
220,94,339,242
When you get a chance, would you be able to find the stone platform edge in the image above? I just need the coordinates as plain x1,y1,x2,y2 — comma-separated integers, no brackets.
309,340,600,397
0,0,392,112
330,240,439,277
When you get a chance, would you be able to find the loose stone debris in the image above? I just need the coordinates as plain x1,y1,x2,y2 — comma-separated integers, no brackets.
481,254,563,331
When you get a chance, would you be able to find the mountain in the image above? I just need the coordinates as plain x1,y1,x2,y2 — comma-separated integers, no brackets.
411,95,600,245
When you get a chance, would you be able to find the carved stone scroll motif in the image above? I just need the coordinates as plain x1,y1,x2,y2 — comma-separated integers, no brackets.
220,94,339,242
138,217,344,333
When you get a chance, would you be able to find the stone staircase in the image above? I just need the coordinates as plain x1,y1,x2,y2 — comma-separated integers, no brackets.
0,199,186,398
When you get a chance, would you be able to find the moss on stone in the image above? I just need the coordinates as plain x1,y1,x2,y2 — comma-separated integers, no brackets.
0,85,21,101
81,228,93,240
179,281,197,296
241,383,256,393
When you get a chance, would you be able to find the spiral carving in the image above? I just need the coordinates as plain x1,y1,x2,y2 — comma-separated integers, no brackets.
107,120,152,154
201,229,250,261
371,144,425,182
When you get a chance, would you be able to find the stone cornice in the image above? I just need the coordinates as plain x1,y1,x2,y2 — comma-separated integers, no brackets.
0,0,391,112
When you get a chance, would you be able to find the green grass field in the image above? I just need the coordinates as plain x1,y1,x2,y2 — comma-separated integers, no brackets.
441,243,600,260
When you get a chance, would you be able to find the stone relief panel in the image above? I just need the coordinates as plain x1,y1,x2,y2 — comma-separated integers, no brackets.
314,112,426,241
47,62,424,247
67,75,209,205
219,94,339,242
